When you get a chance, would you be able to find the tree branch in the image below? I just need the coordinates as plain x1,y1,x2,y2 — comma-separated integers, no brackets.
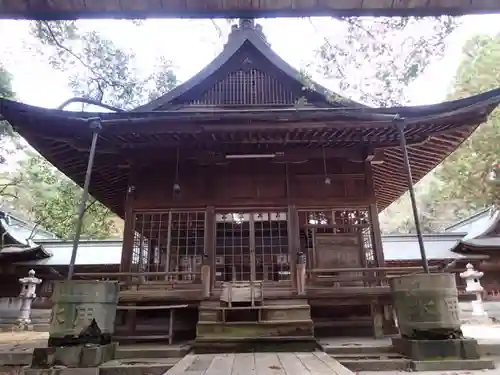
40,21,119,90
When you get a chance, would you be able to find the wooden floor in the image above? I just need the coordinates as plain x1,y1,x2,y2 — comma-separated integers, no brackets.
165,352,354,375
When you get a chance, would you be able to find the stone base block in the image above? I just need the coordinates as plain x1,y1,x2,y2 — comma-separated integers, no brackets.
31,343,117,368
115,346,189,360
0,351,33,366
410,359,495,371
392,337,480,360
24,366,99,375
99,358,178,375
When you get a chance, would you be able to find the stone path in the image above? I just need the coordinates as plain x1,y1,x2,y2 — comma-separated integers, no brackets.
0,331,47,351
1,325,499,374
166,352,353,375
359,370,499,375
356,325,500,374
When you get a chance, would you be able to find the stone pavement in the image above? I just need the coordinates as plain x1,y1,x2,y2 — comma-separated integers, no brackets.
357,324,500,375
0,331,47,351
0,325,499,374
359,369,499,375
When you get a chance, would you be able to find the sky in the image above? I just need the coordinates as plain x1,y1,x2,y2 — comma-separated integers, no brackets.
1,14,500,113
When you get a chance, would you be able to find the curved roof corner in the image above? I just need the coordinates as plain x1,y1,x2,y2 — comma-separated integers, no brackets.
0,211,55,262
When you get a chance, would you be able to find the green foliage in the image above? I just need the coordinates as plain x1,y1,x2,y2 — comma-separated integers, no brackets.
433,35,500,210
32,20,177,109
1,20,179,239
0,64,21,165
380,34,500,234
0,65,14,99
316,16,459,107
3,151,119,239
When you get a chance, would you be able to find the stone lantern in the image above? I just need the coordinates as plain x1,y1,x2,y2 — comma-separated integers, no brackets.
18,269,42,327
460,263,488,318
487,163,500,184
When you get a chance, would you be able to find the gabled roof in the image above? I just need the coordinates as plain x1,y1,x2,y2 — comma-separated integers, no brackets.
445,207,492,233
0,211,58,246
135,19,361,111
1,20,500,216
452,207,500,252
383,233,466,261
1,88,500,217
0,211,55,262
12,232,485,268
17,239,121,266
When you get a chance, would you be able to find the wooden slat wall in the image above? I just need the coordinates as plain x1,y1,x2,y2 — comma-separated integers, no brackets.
130,158,370,210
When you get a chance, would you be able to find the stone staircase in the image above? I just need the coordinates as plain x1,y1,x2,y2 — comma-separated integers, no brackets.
193,281,316,353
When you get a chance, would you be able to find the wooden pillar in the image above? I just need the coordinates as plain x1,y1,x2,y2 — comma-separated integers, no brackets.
201,265,211,298
285,163,300,290
365,161,385,268
120,172,136,274
369,204,385,267
125,302,137,338
296,253,306,296
205,206,216,289
370,300,384,338
287,204,299,290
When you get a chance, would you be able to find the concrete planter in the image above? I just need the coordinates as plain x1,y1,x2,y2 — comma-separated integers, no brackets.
48,280,119,346
391,273,461,339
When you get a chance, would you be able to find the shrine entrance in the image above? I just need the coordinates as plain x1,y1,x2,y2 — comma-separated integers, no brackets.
214,211,290,286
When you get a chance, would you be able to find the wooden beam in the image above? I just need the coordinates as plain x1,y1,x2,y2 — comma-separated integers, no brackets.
0,0,497,21
113,147,385,166
30,129,429,155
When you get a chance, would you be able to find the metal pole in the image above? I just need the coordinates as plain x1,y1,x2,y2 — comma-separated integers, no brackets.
395,117,430,273
67,118,102,280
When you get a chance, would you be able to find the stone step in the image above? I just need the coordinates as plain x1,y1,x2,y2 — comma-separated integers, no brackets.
332,352,404,359
334,354,497,372
196,320,314,341
195,335,316,342
192,336,318,354
99,357,181,375
410,358,496,371
198,319,312,325
338,358,410,372
321,343,395,355
199,304,310,310
115,345,190,359
479,343,500,356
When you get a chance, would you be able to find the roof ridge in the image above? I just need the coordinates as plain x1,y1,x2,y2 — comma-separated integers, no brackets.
132,19,361,112
445,206,492,231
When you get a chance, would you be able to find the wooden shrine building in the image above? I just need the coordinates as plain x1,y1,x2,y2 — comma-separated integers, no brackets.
1,19,500,345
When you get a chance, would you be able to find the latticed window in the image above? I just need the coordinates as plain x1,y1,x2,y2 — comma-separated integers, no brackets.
190,69,296,106
131,211,205,282
40,281,53,297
